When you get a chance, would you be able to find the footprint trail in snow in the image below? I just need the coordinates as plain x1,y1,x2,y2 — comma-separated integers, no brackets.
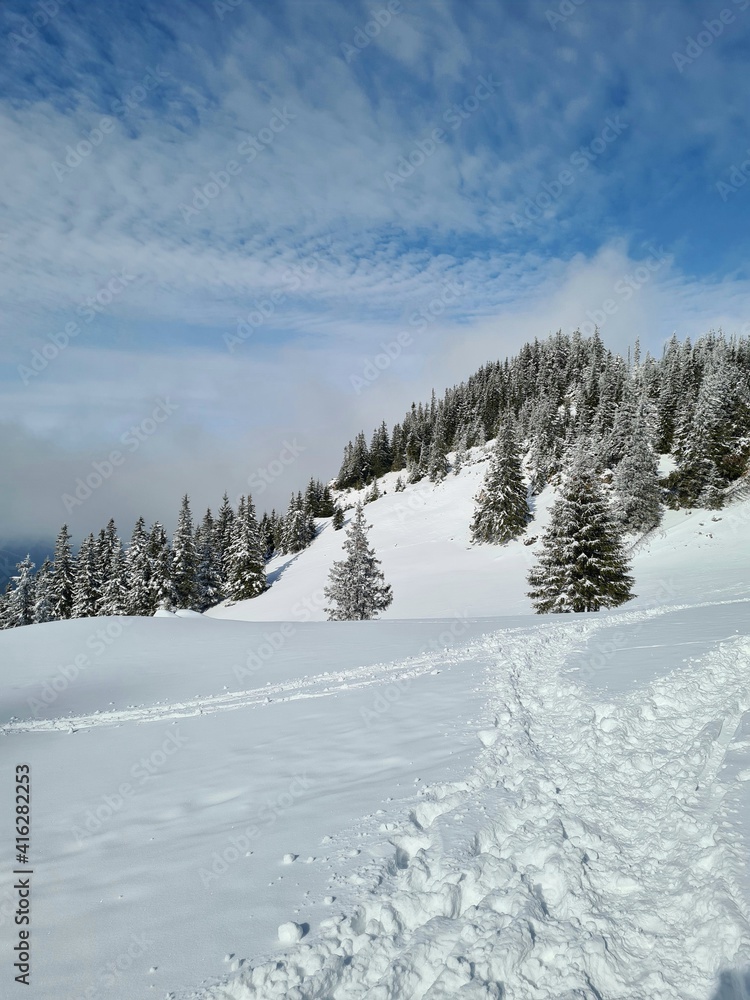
200,608,750,1000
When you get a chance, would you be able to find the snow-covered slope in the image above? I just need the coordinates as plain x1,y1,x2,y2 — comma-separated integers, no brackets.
2,463,750,1000
206,450,750,622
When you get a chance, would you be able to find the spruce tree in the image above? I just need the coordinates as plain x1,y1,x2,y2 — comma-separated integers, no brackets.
528,451,635,613
470,423,530,544
674,360,750,507
71,535,100,618
332,505,345,530
99,519,127,615
324,503,393,620
34,557,55,623
100,542,128,616
226,495,266,600
148,523,173,612
126,517,152,616
304,477,322,516
0,583,12,630
453,434,468,475
172,495,199,609
612,431,662,534
427,413,449,482
50,524,76,620
215,492,235,594
273,512,286,553
318,485,335,518
350,432,372,487
282,492,315,553
195,508,223,611
369,421,393,478
6,555,37,627
336,441,355,489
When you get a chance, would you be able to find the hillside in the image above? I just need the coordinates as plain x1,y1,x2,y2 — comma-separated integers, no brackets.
206,447,750,623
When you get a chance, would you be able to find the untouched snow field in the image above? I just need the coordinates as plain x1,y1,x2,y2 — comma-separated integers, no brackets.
2,456,750,999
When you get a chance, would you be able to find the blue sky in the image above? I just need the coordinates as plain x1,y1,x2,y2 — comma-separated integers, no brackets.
1,0,750,551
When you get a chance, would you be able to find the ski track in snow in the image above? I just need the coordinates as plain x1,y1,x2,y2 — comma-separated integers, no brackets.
192,603,750,1000
0,635,509,734
3,598,744,737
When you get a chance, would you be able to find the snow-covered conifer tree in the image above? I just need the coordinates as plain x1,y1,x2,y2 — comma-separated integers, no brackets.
427,414,449,482
318,485,335,518
33,557,55,623
50,524,76,620
453,433,468,476
282,492,315,553
71,535,100,618
6,555,37,627
126,517,152,616
324,503,392,620
528,449,635,613
215,492,235,593
0,583,11,630
195,508,223,611
226,495,266,600
673,360,750,507
98,519,127,615
369,422,393,478
148,523,172,612
470,423,530,544
172,495,199,609
612,430,662,534
100,536,128,616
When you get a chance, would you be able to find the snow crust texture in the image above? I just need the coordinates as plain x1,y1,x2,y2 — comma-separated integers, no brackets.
204,607,750,1000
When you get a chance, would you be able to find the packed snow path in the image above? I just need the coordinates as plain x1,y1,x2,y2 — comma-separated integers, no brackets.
205,610,750,1000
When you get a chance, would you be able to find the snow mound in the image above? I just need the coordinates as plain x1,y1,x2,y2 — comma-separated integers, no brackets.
277,921,305,944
